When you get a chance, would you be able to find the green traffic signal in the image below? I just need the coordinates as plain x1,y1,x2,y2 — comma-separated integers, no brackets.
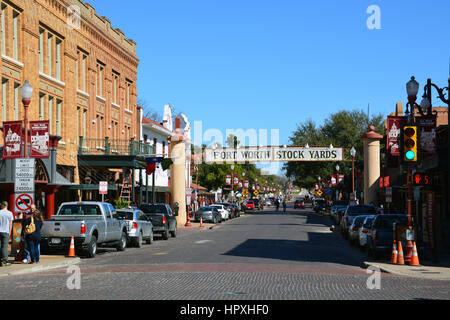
405,150,416,160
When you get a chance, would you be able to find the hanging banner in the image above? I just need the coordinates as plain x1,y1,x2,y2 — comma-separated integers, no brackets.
244,180,249,189
386,116,406,156
2,121,22,159
233,174,239,185
426,191,435,248
331,175,337,186
338,174,344,184
225,174,231,186
417,115,437,158
30,120,50,159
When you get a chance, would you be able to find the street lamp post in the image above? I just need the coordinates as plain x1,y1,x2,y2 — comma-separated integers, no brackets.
350,147,356,200
231,165,235,203
335,164,340,201
20,81,33,158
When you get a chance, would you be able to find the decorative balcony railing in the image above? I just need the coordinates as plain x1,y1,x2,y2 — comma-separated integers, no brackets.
78,137,155,156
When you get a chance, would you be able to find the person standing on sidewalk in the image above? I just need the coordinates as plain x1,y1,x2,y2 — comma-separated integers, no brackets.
282,200,287,213
18,205,35,264
0,201,13,267
22,208,44,264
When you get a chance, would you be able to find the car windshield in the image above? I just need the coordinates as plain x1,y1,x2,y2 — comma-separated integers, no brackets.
247,201,254,204
363,218,374,228
115,211,134,220
198,207,213,212
347,205,376,215
376,216,408,229
353,216,367,227
59,204,102,216
139,204,167,215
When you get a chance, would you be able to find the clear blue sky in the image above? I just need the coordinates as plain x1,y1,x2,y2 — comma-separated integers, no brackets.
88,0,449,150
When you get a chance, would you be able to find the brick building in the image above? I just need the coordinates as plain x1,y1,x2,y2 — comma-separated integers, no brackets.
0,0,140,215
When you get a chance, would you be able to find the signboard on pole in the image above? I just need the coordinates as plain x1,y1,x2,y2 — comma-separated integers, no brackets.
2,121,22,159
30,120,50,158
417,115,437,158
14,159,35,193
14,193,34,213
225,175,231,186
385,187,392,203
99,181,108,195
386,116,406,156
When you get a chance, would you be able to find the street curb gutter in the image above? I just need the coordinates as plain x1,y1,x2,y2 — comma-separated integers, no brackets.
362,261,450,281
0,258,81,277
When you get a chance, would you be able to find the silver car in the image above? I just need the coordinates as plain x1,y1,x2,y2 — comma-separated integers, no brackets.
348,215,373,246
115,209,154,248
358,216,375,248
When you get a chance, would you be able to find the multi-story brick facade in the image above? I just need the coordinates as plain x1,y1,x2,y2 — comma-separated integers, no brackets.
0,0,139,189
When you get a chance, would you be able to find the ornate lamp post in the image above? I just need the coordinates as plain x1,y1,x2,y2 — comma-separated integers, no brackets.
20,81,33,158
231,165,235,203
350,147,356,197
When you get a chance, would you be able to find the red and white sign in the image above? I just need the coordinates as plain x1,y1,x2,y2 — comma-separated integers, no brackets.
99,181,108,195
331,175,337,186
30,120,50,159
238,180,243,189
386,116,406,156
2,121,22,159
417,115,437,158
225,174,231,185
233,175,239,185
256,184,260,191
244,180,249,189
14,193,34,213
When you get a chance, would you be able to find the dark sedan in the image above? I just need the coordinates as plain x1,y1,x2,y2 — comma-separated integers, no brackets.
194,207,222,224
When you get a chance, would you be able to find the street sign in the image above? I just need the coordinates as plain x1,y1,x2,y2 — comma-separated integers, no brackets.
386,187,392,203
15,193,34,213
253,190,259,196
317,190,323,197
15,159,35,193
99,181,108,195
242,189,249,196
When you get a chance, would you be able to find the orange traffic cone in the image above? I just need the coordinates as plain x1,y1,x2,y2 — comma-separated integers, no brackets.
397,240,405,265
390,240,398,264
409,242,420,266
199,218,204,228
68,236,75,257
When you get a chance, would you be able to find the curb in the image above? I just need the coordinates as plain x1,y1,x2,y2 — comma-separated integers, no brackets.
362,261,450,281
0,258,81,277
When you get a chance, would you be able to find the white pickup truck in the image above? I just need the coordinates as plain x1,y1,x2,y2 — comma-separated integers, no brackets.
40,201,128,258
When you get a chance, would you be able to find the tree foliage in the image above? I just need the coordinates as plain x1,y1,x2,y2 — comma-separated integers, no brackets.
284,109,385,190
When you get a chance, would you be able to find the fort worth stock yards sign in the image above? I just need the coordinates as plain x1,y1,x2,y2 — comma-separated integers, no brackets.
205,147,343,163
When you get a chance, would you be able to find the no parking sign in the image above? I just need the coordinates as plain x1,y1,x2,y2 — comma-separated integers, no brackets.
15,193,34,213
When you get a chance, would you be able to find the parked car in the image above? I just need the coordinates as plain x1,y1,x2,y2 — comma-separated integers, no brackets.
40,202,128,258
230,203,241,217
340,204,377,239
194,206,222,223
252,199,263,210
367,214,409,259
114,209,154,247
335,206,348,225
314,199,327,213
294,199,305,209
330,200,349,222
210,204,230,220
139,203,178,240
348,215,374,246
216,202,237,219
359,216,375,249
245,200,255,211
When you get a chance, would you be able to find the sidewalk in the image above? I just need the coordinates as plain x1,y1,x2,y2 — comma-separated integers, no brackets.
363,253,450,281
0,255,80,277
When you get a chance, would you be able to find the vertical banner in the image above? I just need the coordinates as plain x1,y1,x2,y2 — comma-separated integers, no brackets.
225,174,231,186
386,116,406,156
426,191,435,249
2,121,22,159
30,120,50,159
244,180,249,189
331,175,337,186
233,175,239,185
417,115,437,158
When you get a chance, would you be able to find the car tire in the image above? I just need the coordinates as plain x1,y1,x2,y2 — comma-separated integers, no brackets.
134,232,143,248
213,217,217,224
86,235,97,258
146,231,154,244
170,226,177,238
116,232,127,252
162,228,170,240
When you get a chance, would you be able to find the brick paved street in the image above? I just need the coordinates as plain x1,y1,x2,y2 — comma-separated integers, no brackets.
1,204,449,300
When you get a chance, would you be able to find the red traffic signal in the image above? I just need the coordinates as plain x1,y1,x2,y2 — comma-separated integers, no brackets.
413,173,430,186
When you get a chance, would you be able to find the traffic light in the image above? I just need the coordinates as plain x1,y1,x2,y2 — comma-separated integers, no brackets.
412,172,430,186
401,125,418,163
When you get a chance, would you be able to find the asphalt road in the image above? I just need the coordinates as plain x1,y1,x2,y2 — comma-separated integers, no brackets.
1,199,449,300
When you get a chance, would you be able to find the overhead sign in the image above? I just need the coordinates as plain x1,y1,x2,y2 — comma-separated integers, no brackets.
205,146,344,163
15,193,34,213
15,159,35,193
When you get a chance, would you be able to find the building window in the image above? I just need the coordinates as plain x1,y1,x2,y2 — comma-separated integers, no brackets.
96,62,104,97
48,96,53,134
13,82,19,120
40,26,63,80
39,93,45,120
76,107,80,139
112,71,119,104
12,10,18,60
125,80,132,109
47,33,52,76
1,5,5,56
82,109,87,137
1,78,7,121
77,49,88,92
39,29,44,73
56,39,62,80
56,99,62,136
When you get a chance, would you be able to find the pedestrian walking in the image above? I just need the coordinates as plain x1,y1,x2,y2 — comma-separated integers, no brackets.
22,208,44,264
275,199,280,211
18,205,35,264
282,200,287,213
0,201,13,267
